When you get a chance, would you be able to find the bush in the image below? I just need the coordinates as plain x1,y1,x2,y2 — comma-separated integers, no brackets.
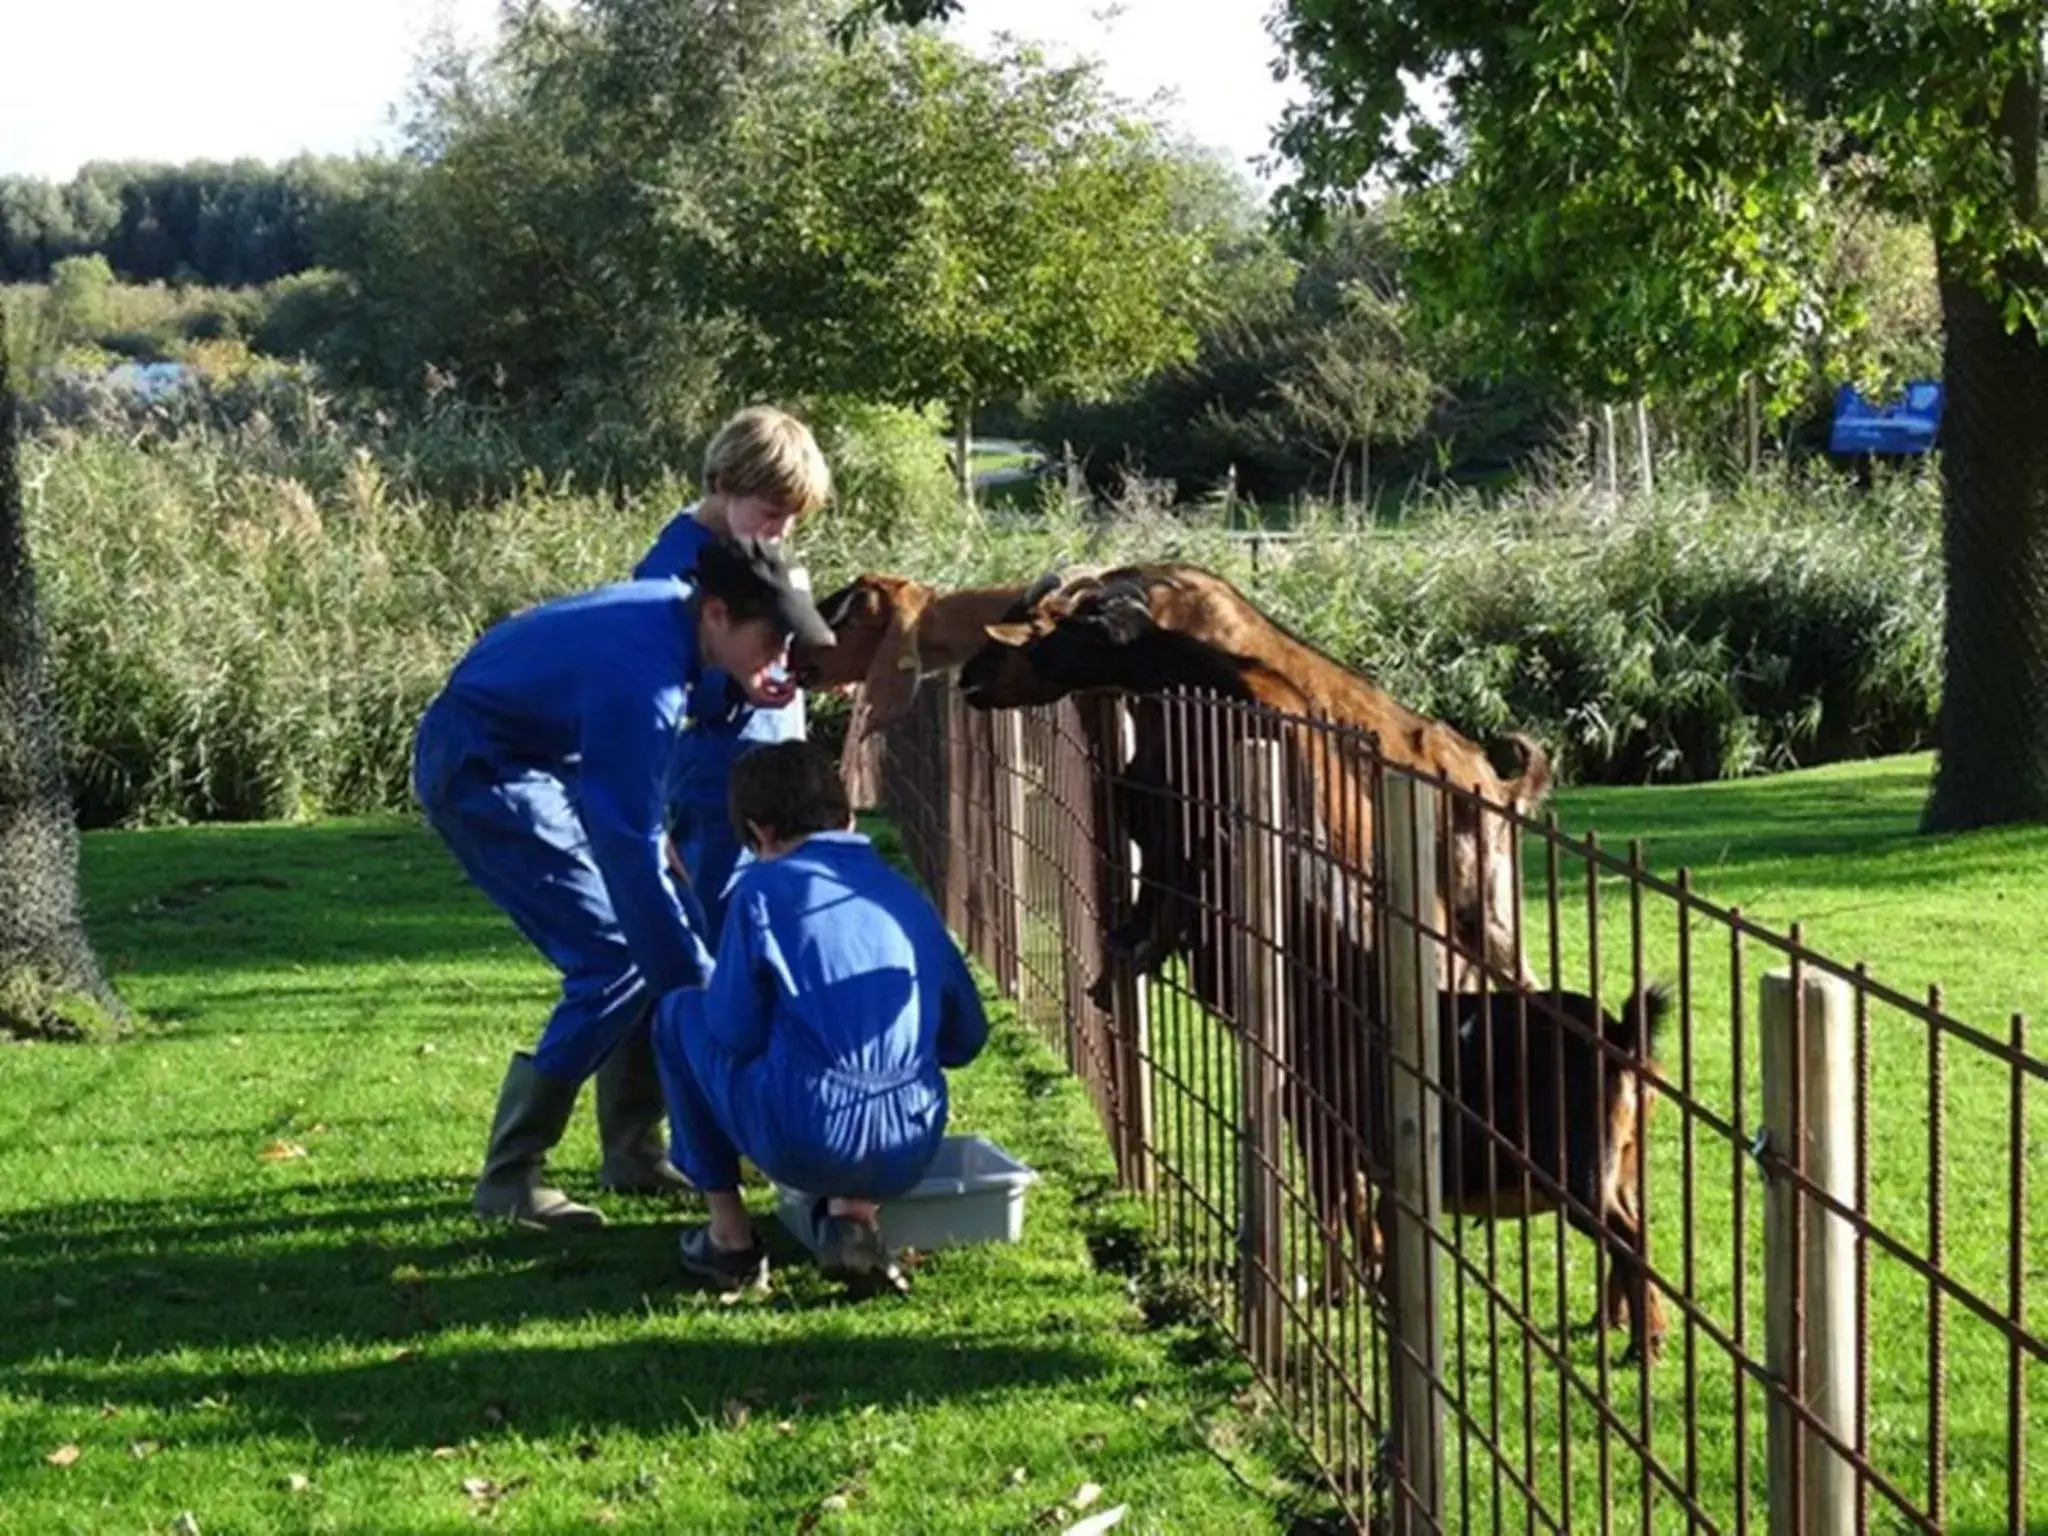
21,419,1942,830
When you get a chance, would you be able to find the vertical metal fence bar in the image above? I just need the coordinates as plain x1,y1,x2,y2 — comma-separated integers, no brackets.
2008,1012,2030,1536
1586,829,1614,1536
1237,731,1287,1377
1926,984,1948,1528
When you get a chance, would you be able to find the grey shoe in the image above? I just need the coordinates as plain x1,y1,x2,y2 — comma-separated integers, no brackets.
473,1051,606,1230
593,1019,695,1198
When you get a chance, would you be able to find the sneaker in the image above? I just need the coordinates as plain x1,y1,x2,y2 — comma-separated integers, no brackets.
678,1225,768,1292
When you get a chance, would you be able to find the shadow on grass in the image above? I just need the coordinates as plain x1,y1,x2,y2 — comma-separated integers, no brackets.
2,1178,1122,1446
5,1333,1117,1451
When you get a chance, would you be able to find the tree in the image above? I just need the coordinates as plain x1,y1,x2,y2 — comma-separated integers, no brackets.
0,325,122,1038
1267,1,2048,830
712,31,1205,500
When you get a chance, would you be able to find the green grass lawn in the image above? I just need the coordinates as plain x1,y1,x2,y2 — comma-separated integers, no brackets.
0,819,1320,1534
5,752,2043,1533
1124,751,2047,1535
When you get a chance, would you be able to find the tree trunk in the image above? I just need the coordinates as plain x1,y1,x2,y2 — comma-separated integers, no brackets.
0,330,121,1036
953,399,974,507
1921,264,2048,830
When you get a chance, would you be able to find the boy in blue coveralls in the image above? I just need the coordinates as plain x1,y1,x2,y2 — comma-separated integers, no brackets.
414,537,837,1230
653,742,991,1290
589,408,834,1201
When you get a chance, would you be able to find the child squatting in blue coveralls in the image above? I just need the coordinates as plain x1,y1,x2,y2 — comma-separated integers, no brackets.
582,407,834,1208
653,741,991,1290
413,537,837,1229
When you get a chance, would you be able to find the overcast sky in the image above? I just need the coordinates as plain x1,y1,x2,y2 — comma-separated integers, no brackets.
0,0,1300,188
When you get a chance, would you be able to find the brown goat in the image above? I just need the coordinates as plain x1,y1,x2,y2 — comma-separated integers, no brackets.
961,562,1553,989
1345,981,1669,1363
796,572,1066,725
794,573,1058,805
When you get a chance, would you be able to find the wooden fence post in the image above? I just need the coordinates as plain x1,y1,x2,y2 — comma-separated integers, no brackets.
1381,773,1443,1535
991,708,1028,999
1235,737,1288,1375
1763,968,1859,1536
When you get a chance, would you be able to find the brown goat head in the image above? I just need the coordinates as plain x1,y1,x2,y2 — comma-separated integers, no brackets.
795,573,937,726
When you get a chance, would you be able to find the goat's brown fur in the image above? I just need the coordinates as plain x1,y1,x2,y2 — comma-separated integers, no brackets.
797,573,1038,725
983,562,1553,987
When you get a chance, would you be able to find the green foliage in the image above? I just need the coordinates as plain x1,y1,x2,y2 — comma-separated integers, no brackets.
804,397,963,543
0,156,374,285
43,256,114,338
20,418,1942,828
1271,0,2040,411
717,32,1204,421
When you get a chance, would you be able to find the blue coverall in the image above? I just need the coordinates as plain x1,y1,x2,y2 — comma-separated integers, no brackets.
636,510,806,936
652,831,992,1201
413,580,740,1084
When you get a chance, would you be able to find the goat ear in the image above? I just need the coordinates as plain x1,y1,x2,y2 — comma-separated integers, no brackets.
984,621,1035,647
862,587,931,725
816,581,865,630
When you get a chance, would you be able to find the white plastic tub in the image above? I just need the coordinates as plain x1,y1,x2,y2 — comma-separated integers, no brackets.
773,1134,1039,1254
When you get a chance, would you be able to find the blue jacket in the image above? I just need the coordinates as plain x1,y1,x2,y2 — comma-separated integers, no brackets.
687,831,990,1197
636,510,806,811
425,579,739,992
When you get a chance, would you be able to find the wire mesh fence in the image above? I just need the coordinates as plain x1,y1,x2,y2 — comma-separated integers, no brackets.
870,682,2044,1536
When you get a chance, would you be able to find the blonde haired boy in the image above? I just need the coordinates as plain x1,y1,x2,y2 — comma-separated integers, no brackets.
582,406,833,1205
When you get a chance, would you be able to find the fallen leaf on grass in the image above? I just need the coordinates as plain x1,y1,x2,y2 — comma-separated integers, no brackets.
1006,1466,1029,1487
98,1403,122,1419
173,1514,202,1536
1072,1482,1103,1511
820,1494,850,1513
1061,1506,1129,1536
283,1473,311,1494
53,1293,77,1309
45,1444,81,1468
775,1420,796,1436
594,1509,620,1527
431,1446,460,1460
419,1042,438,1055
721,1399,750,1430
130,1440,161,1460
463,1475,530,1508
259,1140,308,1163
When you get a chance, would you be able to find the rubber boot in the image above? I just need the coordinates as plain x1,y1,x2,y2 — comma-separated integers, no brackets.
473,1051,605,1230
594,1018,695,1198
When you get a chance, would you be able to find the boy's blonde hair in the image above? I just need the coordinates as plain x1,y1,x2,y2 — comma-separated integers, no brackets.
703,405,832,515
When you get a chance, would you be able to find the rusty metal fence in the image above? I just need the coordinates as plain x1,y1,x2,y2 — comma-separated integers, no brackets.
869,684,2045,1536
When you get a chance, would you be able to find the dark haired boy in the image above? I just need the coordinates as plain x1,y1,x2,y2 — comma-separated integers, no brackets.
413,539,835,1230
652,741,990,1289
